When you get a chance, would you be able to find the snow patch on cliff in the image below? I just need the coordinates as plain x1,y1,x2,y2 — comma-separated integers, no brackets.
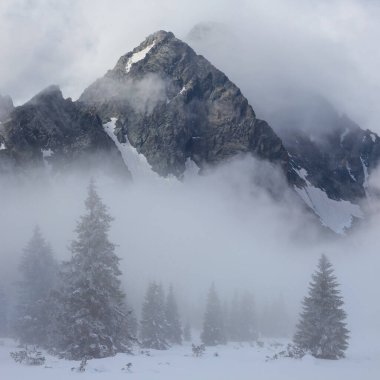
103,118,160,181
125,42,155,73
295,168,363,234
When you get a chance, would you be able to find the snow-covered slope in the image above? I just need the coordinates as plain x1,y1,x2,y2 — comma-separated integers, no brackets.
103,118,159,181
294,168,363,234
1,338,379,380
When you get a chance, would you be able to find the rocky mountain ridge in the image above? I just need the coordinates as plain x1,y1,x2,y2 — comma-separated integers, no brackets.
0,86,128,176
0,30,379,233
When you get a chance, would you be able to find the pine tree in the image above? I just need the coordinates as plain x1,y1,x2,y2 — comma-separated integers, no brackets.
140,282,169,350
201,283,226,346
164,285,182,345
126,305,138,342
56,180,130,359
294,254,349,359
14,227,58,346
0,285,8,337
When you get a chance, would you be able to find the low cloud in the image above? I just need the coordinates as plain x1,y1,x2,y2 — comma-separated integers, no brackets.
0,155,378,345
0,0,379,134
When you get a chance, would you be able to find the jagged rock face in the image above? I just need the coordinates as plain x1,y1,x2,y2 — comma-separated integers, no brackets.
80,30,290,178
274,97,380,203
0,85,129,176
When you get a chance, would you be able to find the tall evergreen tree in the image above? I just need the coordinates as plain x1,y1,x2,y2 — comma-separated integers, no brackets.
201,283,226,346
56,180,130,359
0,285,8,337
126,305,138,341
294,254,349,359
164,285,182,345
14,227,58,346
140,282,169,350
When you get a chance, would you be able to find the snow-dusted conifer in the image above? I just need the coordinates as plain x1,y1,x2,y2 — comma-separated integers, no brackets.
126,305,138,341
14,227,57,346
294,254,349,359
140,282,169,350
164,285,182,345
57,180,130,359
201,283,226,346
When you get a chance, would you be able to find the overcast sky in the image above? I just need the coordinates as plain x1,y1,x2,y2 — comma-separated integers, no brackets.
0,0,379,131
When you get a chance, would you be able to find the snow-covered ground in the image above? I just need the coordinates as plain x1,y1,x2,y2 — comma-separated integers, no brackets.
1,338,379,380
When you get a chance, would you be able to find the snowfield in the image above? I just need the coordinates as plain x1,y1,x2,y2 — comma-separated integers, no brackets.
1,338,379,380
294,168,363,234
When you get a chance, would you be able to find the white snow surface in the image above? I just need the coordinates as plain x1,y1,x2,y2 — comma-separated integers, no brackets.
370,133,376,143
0,142,6,150
42,149,53,158
103,118,160,181
125,42,155,73
1,338,379,380
294,168,363,234
360,156,369,188
340,128,349,145
346,162,356,182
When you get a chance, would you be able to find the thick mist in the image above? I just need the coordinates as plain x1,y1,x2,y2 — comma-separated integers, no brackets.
1,156,380,354
1,0,379,133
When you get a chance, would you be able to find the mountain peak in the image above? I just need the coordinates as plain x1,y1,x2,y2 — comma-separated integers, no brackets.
123,30,175,71
80,31,288,177
27,84,63,106
109,30,197,80
147,29,174,43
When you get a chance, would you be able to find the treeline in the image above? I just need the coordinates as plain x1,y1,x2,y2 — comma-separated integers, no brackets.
0,181,350,361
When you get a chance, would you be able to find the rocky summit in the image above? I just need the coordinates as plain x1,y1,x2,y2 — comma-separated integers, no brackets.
80,30,291,179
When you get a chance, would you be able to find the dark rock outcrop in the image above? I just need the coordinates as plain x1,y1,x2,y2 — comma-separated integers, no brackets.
0,85,129,176
274,96,380,203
